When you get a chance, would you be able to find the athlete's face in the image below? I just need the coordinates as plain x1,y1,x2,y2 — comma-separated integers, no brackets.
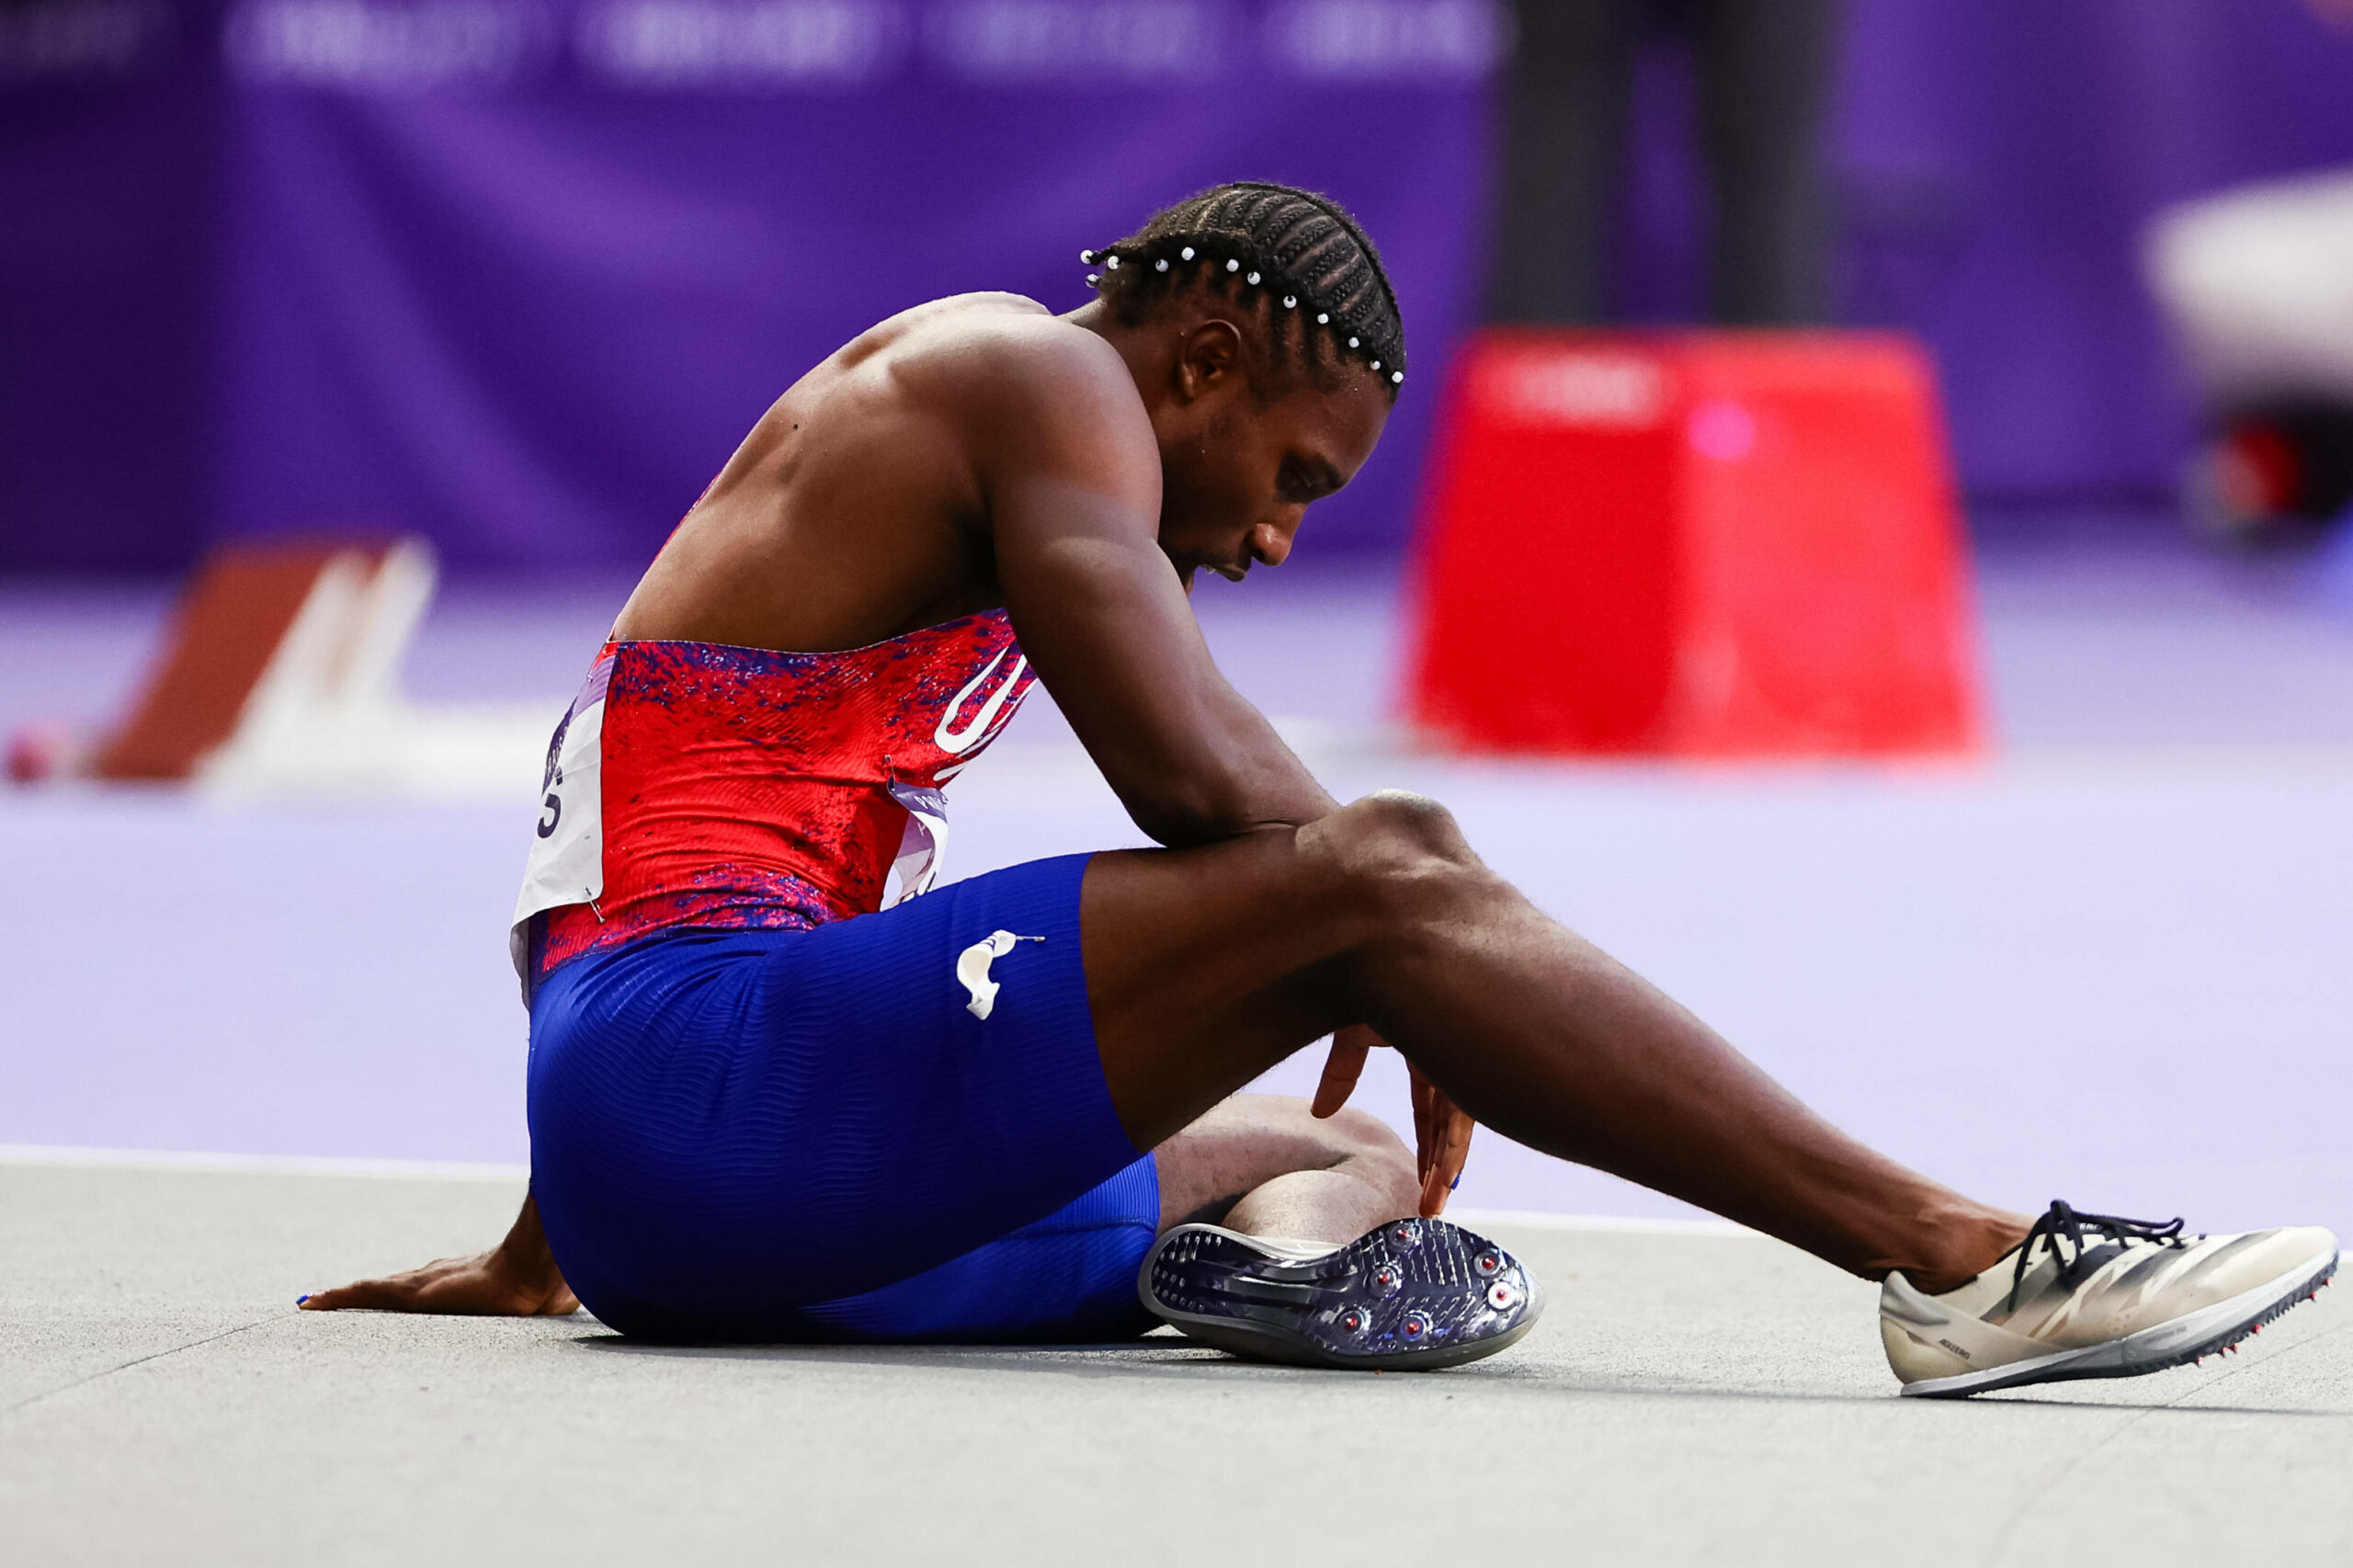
1155,324,1391,586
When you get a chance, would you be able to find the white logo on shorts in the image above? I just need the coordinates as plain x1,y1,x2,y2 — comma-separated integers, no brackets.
956,928,1042,1019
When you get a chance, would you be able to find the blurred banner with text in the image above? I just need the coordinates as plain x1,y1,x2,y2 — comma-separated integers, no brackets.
4,0,2352,572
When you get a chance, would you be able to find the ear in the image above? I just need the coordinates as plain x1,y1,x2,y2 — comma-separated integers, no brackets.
1174,319,1245,403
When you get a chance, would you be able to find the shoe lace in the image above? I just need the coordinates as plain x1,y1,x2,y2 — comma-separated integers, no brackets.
2007,1200,2186,1312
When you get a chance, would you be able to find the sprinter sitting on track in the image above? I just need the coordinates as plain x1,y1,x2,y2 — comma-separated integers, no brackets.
304,183,2336,1394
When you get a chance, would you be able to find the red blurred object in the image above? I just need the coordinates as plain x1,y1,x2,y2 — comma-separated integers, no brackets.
1404,331,1986,757
90,539,380,781
2214,422,2304,518
6,719,87,783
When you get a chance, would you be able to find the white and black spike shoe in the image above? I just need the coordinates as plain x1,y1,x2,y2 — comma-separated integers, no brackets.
1881,1202,2339,1398
1139,1217,1543,1371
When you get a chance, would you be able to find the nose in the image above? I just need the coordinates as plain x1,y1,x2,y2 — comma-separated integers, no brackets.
1249,519,1295,569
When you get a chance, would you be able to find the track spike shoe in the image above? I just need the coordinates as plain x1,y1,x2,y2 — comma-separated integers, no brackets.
1881,1201,2338,1398
1139,1217,1542,1371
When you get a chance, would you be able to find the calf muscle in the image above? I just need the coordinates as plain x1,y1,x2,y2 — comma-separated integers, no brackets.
1081,792,2027,1288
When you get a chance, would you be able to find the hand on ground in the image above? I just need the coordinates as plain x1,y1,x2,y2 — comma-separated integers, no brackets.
300,1249,579,1316
301,1197,579,1321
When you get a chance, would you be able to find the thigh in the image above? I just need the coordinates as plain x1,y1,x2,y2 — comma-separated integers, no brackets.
783,1095,1417,1343
1080,834,1358,1151
1079,798,1485,1150
530,853,1149,1335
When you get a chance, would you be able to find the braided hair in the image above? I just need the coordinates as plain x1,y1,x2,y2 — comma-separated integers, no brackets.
1080,182,1407,400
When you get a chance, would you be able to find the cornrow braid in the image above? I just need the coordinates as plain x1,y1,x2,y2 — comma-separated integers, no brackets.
1080,181,1408,397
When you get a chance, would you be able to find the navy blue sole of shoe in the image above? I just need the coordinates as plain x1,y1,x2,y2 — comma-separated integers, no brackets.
1138,1217,1543,1371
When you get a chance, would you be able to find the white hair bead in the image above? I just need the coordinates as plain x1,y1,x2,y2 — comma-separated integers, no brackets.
1079,249,1095,264
1105,254,1120,269
1370,360,1381,370
1246,271,1261,285
1155,258,1169,272
1316,312,1329,324
1347,336,1359,348
1086,273,1100,286
1226,258,1240,273
1282,295,1297,308
1181,246,1195,261
1391,371,1404,383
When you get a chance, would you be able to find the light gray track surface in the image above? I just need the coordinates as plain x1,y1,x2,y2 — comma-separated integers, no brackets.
7,1165,2349,1565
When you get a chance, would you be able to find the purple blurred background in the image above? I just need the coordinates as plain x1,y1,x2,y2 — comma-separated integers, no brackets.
8,0,2353,574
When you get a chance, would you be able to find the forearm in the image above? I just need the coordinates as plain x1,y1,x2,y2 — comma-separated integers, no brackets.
1121,691,1341,846
995,499,1343,844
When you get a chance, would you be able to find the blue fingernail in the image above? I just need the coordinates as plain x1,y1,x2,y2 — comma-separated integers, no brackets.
1449,1176,1461,1189
296,1294,311,1304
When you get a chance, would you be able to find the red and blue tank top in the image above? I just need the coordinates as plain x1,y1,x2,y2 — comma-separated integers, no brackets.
511,611,1037,989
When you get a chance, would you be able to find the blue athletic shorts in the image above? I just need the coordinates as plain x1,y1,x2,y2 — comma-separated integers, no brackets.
525,853,1161,1343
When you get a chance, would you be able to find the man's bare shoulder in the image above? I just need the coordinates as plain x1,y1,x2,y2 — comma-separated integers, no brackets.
869,293,1154,457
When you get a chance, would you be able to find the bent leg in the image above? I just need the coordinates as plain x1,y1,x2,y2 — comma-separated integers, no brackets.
1154,1094,1420,1242
1082,792,2028,1292
789,1157,1165,1345
784,1096,1418,1343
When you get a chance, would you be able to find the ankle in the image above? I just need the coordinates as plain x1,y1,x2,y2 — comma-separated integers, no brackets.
1892,1205,2033,1295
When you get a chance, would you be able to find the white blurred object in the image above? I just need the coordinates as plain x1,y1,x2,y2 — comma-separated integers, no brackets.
198,540,558,801
2147,171,2353,407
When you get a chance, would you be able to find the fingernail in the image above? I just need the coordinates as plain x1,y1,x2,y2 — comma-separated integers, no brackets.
1449,1176,1461,1189
296,1294,311,1304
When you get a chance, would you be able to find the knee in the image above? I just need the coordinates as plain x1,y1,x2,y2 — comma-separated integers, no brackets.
1325,790,1473,865
1318,1105,1421,1217
1313,790,1483,910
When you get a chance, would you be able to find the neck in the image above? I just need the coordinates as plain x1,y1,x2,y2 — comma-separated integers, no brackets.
1065,299,1164,409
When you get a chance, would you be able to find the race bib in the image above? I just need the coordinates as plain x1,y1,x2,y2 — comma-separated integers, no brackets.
513,653,614,934
884,780,949,905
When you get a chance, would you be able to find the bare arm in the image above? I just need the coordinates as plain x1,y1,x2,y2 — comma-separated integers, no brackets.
974,338,1472,1209
1003,496,1335,844
1002,497,1471,1208
979,348,1336,846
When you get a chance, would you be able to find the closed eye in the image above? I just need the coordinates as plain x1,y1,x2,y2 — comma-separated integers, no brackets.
1279,455,1346,505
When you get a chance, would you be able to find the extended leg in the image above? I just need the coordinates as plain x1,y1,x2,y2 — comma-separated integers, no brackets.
1084,792,2027,1293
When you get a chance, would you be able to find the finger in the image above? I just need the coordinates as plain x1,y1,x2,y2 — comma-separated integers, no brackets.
1421,1106,1459,1214
295,1256,465,1312
1407,1071,1429,1180
1310,1031,1372,1119
298,1278,408,1312
1419,1108,1475,1218
1408,1065,1442,1182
